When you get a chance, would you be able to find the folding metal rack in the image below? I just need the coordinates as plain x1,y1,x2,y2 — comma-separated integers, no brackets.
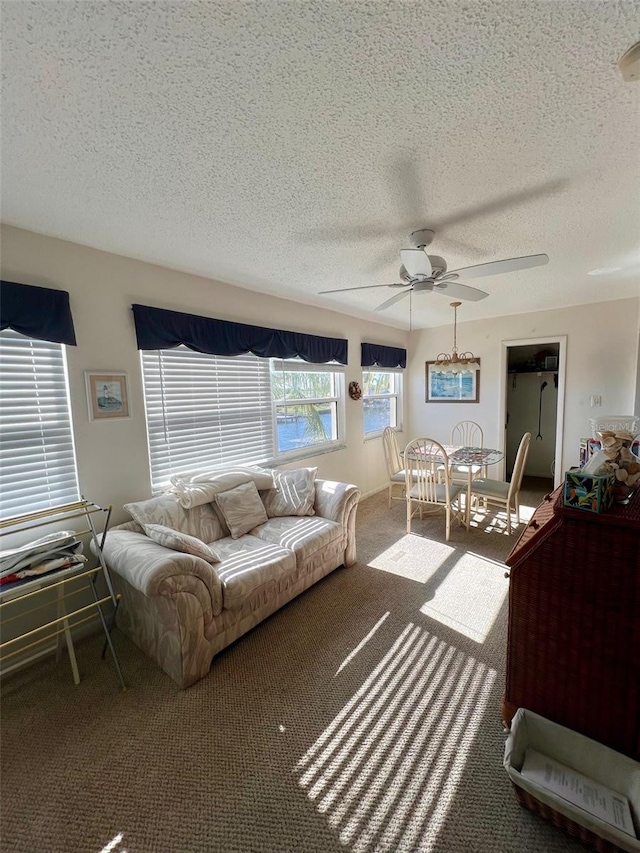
0,499,126,691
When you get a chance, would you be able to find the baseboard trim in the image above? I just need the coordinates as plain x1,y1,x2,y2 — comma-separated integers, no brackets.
360,484,389,500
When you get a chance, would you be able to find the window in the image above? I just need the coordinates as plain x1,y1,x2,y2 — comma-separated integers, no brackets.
142,347,274,493
141,349,344,492
362,370,402,436
271,360,343,456
0,329,80,520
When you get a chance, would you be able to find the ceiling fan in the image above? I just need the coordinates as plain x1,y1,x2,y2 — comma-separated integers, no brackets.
319,229,549,312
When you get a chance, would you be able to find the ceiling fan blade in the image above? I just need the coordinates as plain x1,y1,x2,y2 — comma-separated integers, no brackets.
319,283,406,295
434,180,566,231
400,249,432,278
302,224,401,244
448,254,549,280
434,281,489,301
375,290,412,312
390,154,426,222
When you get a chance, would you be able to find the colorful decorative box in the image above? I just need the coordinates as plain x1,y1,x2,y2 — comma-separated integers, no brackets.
564,469,615,513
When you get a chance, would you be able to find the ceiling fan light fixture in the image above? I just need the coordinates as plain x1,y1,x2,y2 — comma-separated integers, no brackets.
433,302,478,375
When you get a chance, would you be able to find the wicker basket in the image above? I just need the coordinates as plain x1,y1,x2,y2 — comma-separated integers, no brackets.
504,709,640,853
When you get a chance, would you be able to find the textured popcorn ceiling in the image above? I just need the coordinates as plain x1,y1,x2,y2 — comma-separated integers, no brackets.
2,1,640,329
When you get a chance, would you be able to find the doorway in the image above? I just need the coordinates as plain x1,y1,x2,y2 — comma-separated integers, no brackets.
499,336,567,490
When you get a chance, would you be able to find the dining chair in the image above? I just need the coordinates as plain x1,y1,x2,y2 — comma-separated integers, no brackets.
468,432,532,534
450,420,485,482
382,426,407,507
404,438,466,541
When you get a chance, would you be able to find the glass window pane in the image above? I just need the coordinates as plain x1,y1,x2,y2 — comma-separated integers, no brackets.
363,371,393,396
276,403,337,452
363,396,396,435
272,370,333,402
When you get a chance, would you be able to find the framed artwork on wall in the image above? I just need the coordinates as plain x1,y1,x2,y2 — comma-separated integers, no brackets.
425,360,480,403
85,372,131,420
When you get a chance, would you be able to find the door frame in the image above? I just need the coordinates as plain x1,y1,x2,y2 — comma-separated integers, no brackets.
498,335,567,488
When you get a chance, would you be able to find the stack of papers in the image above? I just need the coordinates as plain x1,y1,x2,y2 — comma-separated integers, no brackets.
521,749,637,838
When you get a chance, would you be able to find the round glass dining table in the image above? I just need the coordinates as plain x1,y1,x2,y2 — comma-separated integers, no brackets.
402,444,505,526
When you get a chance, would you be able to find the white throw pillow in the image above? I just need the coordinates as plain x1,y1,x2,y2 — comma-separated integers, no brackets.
124,494,225,543
169,466,275,509
214,480,268,539
261,468,317,518
124,494,187,530
143,524,221,564
190,466,274,489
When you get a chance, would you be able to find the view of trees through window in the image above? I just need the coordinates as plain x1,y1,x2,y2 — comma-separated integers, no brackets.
362,370,401,435
271,364,340,453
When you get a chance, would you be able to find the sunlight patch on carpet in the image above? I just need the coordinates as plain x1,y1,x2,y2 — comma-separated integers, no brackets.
419,552,508,642
296,624,497,852
335,612,391,676
98,833,126,853
469,506,533,534
518,502,537,522
366,535,454,582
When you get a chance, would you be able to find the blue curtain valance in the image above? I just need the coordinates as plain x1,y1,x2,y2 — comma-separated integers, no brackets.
361,342,406,369
132,304,348,365
0,280,77,346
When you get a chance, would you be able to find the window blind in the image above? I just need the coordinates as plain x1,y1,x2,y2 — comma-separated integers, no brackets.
141,347,274,492
0,329,80,520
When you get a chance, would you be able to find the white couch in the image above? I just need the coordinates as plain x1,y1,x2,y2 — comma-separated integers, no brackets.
100,474,360,688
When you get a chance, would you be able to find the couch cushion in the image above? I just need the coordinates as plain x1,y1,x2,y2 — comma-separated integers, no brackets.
143,524,221,564
408,482,465,502
250,516,343,566
214,481,268,539
211,535,296,609
261,467,317,518
124,495,226,543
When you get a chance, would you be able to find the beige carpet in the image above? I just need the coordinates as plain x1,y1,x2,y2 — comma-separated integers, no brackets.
0,483,584,853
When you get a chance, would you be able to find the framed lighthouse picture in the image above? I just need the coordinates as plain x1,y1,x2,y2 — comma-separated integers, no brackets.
85,372,131,420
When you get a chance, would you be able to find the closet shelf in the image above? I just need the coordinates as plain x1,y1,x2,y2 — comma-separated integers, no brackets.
508,369,558,375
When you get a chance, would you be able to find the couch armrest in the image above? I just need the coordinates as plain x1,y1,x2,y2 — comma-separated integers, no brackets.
314,479,360,567
314,479,360,524
97,529,224,617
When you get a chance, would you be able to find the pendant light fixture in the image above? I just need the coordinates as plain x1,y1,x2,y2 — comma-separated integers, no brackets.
434,301,478,375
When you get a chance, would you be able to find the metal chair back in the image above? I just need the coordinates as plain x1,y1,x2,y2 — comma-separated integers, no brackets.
404,437,454,506
451,420,484,448
382,426,402,477
508,432,532,503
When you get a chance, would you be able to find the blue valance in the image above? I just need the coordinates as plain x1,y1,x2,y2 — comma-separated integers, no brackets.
361,342,406,369
132,304,348,365
0,280,77,346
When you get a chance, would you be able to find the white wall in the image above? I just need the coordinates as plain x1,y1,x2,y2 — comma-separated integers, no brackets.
506,372,557,478
3,223,639,524
1,225,409,523
407,299,640,478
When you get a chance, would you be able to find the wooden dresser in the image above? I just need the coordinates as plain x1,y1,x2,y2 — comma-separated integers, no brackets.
503,484,640,760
